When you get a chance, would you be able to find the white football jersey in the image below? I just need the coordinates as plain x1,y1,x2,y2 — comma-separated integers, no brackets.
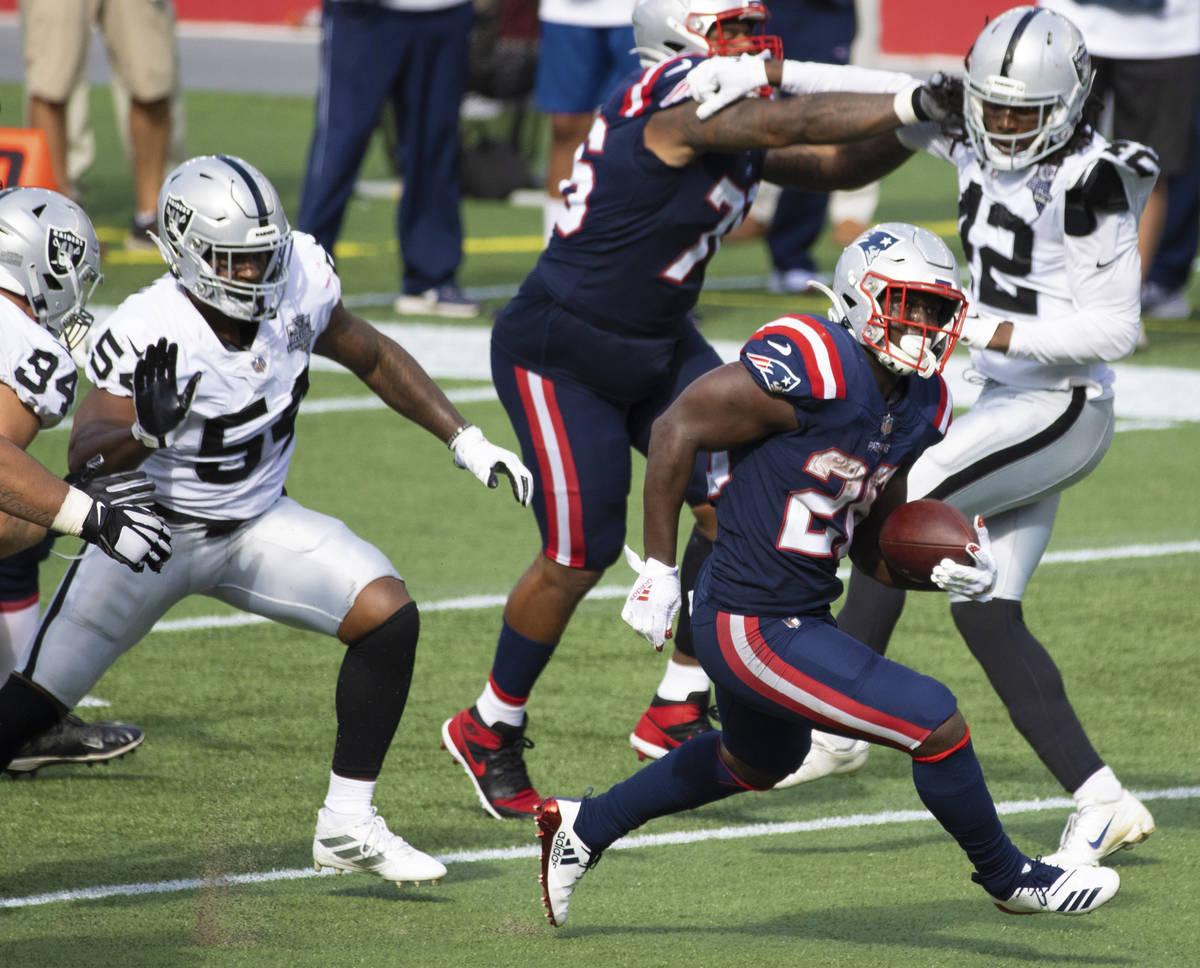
0,299,77,429
84,232,341,520
902,126,1156,397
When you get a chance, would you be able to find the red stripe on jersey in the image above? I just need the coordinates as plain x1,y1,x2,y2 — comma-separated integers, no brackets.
748,316,846,399
715,612,929,749
932,374,952,435
0,592,38,613
514,366,585,568
621,58,678,118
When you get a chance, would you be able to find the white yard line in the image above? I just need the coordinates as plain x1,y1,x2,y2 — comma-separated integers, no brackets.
3,784,1196,910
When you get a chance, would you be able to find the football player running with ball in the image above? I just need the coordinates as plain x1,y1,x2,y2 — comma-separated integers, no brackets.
0,155,532,887
442,0,963,822
694,6,1157,863
537,223,1122,928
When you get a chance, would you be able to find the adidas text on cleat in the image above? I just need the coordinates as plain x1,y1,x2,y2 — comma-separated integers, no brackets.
773,730,870,790
537,797,600,927
1047,789,1156,867
6,714,144,774
993,860,1119,915
313,807,446,886
629,690,716,761
441,706,540,818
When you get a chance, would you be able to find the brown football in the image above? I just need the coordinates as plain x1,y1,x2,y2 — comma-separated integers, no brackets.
878,499,977,584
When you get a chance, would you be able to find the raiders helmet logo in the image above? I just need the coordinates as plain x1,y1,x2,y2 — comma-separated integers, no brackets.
163,194,194,241
47,227,86,276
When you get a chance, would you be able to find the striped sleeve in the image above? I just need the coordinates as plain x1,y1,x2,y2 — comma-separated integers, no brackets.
740,314,847,401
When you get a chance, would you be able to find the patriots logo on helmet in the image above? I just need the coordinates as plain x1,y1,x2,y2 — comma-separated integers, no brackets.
46,227,85,275
854,230,901,264
163,194,194,242
745,352,801,393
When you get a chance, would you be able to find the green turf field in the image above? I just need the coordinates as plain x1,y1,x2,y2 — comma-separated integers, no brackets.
1,83,1198,968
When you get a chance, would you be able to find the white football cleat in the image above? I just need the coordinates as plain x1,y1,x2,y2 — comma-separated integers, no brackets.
1046,789,1156,867
993,860,1119,915
537,797,600,927
773,730,870,790
313,807,446,886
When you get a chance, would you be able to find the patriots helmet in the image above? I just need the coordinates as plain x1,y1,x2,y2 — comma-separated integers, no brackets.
964,6,1094,170
153,154,292,322
0,186,102,351
632,0,782,67
813,222,967,379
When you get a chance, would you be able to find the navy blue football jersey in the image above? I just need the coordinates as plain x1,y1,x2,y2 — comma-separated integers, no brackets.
700,314,953,617
532,54,765,337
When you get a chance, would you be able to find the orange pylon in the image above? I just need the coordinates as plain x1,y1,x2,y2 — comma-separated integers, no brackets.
0,128,58,191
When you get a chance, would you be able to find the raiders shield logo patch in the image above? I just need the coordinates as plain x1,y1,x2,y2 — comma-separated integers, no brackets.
47,227,86,275
163,194,194,241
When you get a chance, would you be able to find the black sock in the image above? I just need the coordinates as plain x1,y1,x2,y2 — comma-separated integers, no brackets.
0,674,66,767
332,602,419,780
673,524,713,660
951,599,1103,792
835,567,907,656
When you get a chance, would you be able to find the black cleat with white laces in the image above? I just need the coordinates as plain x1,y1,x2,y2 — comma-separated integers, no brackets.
5,714,144,776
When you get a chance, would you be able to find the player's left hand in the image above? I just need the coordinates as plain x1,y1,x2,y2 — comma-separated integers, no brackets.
621,545,681,652
931,516,996,601
450,424,533,506
898,72,965,133
132,337,201,449
687,52,770,121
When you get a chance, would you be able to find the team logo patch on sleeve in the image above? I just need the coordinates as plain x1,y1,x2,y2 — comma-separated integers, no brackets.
286,313,314,352
47,227,85,275
745,352,802,393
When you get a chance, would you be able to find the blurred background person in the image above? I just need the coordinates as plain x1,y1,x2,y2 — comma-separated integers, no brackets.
20,0,178,248
298,0,481,319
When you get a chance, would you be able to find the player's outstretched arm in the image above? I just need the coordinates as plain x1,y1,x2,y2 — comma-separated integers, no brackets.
761,133,914,193
314,302,532,505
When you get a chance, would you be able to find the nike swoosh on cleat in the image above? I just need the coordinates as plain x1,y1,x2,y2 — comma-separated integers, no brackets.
1087,817,1114,849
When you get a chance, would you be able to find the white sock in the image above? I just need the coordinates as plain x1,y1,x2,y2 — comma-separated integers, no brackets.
323,772,376,822
655,658,711,702
542,197,564,243
475,681,526,728
1074,766,1123,803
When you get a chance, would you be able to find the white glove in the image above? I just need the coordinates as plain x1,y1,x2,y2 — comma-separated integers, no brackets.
930,516,996,602
687,52,770,121
957,311,998,350
620,545,681,652
80,501,173,574
450,424,533,506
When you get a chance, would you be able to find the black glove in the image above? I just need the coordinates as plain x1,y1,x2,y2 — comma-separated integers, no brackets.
132,337,201,449
79,501,173,574
911,72,966,137
64,455,156,507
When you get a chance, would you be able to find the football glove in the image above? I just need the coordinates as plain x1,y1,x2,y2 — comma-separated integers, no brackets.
895,73,965,132
449,424,533,506
79,500,173,573
687,52,771,121
620,545,681,652
132,337,201,449
931,516,996,602
64,455,156,507
956,311,998,350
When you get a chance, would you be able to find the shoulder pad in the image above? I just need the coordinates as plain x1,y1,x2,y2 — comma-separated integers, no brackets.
740,315,847,401
1065,141,1159,237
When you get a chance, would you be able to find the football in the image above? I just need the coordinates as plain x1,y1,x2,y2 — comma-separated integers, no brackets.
878,499,977,584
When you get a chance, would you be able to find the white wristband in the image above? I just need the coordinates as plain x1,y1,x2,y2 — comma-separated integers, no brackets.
893,82,921,125
131,422,160,449
51,486,95,537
